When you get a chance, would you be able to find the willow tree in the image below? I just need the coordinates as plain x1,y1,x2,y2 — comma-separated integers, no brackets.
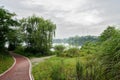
20,15,56,54
0,7,18,50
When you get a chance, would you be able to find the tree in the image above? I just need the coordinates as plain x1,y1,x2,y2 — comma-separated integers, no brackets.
94,26,120,79
0,7,18,50
20,15,56,54
99,26,116,41
67,35,98,46
7,29,21,50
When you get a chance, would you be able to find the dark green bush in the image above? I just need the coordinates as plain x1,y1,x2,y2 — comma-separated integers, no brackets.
66,47,80,57
54,45,65,56
14,46,25,54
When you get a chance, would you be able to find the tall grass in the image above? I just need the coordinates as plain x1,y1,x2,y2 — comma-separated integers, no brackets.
32,56,105,80
76,60,83,80
32,57,77,80
76,58,104,80
51,60,66,80
0,51,14,74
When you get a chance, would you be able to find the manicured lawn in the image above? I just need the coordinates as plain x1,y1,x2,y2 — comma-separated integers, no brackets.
0,52,14,74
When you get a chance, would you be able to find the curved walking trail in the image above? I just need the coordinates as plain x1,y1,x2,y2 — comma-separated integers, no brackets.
31,55,55,66
0,52,32,80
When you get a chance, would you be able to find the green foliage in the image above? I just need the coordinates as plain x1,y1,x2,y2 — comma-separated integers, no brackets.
76,58,104,80
14,46,25,54
0,7,56,55
76,60,83,80
1,7,120,80
51,61,66,80
0,7,18,50
80,42,99,56
65,47,80,57
74,26,120,80
32,56,103,80
32,26,120,80
54,45,65,56
32,57,77,80
20,15,56,54
7,29,21,50
54,46,80,57
14,46,48,58
99,26,116,41
80,26,120,80
100,29,120,80
0,51,14,74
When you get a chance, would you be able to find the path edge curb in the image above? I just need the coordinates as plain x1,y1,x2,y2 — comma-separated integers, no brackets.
0,52,16,77
20,55,34,80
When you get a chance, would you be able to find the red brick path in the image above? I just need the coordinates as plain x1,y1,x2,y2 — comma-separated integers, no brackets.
0,52,32,80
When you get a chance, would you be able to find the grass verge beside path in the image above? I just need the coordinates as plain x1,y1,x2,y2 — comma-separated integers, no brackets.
0,51,14,74
32,56,86,80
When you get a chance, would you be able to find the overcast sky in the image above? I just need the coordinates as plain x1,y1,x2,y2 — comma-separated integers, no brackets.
0,0,120,38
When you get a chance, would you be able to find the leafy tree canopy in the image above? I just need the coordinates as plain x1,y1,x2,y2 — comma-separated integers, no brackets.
0,7,18,50
20,15,56,54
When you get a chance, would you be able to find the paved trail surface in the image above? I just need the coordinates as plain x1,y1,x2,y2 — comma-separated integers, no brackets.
31,55,55,66
0,52,32,80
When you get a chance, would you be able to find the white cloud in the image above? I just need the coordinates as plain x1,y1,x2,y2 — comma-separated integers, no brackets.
23,0,87,10
64,9,103,26
1,0,120,38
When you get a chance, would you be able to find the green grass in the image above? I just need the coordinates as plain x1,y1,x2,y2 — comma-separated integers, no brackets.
32,56,87,80
0,52,14,74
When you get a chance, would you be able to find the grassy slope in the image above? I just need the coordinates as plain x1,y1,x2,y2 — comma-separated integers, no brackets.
0,52,14,74
32,56,87,80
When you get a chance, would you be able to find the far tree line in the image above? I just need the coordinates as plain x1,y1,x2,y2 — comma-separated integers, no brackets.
0,7,56,55
53,35,98,46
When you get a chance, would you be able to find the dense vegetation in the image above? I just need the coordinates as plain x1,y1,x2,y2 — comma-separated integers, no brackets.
33,26,120,80
54,45,80,57
1,7,120,80
53,35,98,46
0,7,18,51
18,15,56,55
99,27,120,79
0,7,56,57
0,7,17,74
0,7,56,74
0,51,14,74
32,57,79,80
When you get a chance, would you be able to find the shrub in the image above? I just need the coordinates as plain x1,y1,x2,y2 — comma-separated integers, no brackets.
80,42,99,55
66,47,80,57
14,46,25,54
54,45,65,56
